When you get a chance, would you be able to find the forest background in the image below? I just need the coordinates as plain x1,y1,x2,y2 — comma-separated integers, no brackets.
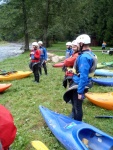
0,0,113,50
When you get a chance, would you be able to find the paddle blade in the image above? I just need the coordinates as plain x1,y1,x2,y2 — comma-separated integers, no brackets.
95,115,113,118
31,141,49,150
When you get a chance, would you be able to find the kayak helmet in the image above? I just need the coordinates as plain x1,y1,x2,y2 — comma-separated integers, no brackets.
66,42,72,46
76,34,91,44
38,41,43,45
32,42,38,47
71,40,79,47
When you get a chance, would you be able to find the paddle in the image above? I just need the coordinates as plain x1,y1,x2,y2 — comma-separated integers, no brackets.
95,115,113,118
31,140,49,150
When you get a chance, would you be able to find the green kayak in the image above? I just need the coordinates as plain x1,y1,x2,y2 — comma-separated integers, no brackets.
97,61,113,69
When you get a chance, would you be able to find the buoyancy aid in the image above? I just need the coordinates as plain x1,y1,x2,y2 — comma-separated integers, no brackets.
64,53,78,67
73,51,97,77
30,49,40,62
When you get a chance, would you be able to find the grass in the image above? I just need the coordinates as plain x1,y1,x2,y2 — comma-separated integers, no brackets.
0,42,113,150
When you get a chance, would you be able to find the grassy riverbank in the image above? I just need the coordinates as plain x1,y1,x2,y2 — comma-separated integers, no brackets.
0,43,113,150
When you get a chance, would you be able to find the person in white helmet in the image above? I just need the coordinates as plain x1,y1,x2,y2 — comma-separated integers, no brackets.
65,42,73,59
64,40,79,68
62,40,79,118
29,42,41,83
62,40,79,88
38,41,48,75
63,34,97,121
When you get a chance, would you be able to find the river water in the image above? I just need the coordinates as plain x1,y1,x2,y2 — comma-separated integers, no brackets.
0,43,25,62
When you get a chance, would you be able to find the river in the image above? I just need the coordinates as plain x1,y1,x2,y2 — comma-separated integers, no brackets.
0,43,25,62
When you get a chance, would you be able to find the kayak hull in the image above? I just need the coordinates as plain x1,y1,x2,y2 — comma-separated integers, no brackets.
94,69,113,76
53,61,113,68
0,83,12,92
97,61,113,69
39,105,113,150
53,62,64,68
0,71,32,81
85,92,113,110
53,61,113,69
92,78,113,86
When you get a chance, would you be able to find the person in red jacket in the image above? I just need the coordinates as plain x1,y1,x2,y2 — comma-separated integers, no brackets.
64,40,79,67
29,42,41,83
62,40,79,88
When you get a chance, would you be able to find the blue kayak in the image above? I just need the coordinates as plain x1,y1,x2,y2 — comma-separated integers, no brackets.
39,105,113,150
92,78,113,86
94,69,113,76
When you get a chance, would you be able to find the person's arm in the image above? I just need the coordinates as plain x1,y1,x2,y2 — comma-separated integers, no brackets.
43,47,47,61
77,56,92,95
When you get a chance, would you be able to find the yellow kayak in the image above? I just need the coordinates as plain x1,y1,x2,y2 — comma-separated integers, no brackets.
31,141,49,150
0,71,32,81
85,92,113,110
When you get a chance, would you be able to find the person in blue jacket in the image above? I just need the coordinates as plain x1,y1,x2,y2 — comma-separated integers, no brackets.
63,34,97,121
65,42,73,59
38,41,48,75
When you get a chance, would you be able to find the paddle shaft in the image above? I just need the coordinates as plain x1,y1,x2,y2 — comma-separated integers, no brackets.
95,115,113,118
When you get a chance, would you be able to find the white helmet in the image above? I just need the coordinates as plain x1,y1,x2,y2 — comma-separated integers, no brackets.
71,40,79,47
76,34,91,44
66,42,72,46
32,42,38,47
38,41,43,45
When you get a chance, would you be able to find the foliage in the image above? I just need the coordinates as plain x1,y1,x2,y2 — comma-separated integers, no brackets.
0,42,113,149
1,0,113,46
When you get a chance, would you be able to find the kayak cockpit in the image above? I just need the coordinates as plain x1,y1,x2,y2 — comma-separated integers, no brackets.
78,128,113,150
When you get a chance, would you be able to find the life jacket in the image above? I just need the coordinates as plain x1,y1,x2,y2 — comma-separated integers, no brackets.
64,53,78,67
40,47,44,55
30,49,41,63
73,51,97,77
65,70,73,77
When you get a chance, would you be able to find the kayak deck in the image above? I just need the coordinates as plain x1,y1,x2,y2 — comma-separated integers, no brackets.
39,106,113,150
0,71,32,81
85,92,113,110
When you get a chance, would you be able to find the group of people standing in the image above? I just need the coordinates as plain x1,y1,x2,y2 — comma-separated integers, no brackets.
29,41,48,83
63,34,97,121
29,34,98,122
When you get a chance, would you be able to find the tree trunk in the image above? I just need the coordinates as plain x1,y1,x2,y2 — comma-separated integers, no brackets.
43,0,50,47
22,0,29,51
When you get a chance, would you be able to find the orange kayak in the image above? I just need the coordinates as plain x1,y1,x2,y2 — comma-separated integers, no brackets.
53,62,64,68
0,71,32,81
0,83,12,92
85,92,113,110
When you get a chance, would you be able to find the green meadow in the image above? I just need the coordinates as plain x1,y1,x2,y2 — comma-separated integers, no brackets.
0,42,113,150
